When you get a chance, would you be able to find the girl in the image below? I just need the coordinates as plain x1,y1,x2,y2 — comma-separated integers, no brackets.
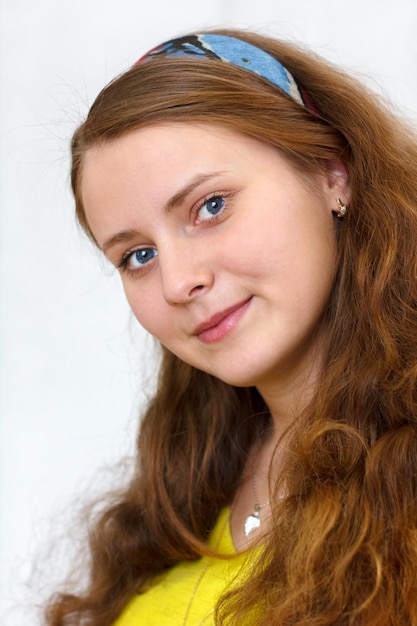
46,30,417,625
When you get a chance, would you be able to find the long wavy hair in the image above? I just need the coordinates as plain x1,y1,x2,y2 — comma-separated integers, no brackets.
46,28,417,625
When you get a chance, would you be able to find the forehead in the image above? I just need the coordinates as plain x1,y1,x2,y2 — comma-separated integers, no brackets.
80,122,277,208
82,122,258,172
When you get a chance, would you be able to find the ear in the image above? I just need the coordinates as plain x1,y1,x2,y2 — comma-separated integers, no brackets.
322,159,351,212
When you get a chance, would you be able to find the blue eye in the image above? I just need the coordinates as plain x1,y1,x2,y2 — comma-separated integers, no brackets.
128,248,158,268
198,196,226,221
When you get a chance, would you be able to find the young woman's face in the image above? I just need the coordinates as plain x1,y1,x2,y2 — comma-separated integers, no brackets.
82,123,346,394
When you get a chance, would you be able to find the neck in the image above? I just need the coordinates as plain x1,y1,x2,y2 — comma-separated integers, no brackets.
230,337,325,551
257,337,323,440
230,346,323,551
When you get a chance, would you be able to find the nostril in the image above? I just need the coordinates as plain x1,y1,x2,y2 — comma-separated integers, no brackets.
190,284,205,295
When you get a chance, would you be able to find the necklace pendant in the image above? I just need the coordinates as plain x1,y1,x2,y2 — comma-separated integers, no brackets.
244,505,261,538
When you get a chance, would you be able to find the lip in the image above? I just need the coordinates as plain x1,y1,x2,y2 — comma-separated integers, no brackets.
193,297,252,344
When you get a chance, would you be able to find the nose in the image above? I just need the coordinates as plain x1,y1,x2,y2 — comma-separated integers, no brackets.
159,242,214,305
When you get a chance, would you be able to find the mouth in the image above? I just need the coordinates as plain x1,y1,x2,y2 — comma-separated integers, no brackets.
193,297,252,344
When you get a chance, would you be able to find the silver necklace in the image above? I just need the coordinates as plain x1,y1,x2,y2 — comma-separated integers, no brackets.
243,454,269,538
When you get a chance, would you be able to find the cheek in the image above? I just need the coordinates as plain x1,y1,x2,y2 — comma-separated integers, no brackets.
123,284,168,338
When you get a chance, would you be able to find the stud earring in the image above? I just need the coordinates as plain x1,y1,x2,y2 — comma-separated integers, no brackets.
334,198,347,219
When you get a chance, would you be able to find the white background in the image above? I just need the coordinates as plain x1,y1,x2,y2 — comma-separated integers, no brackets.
1,1,417,624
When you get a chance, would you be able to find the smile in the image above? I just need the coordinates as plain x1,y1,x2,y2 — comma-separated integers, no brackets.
193,297,252,344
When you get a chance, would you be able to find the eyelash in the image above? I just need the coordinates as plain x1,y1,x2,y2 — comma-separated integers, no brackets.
116,191,232,278
116,249,155,278
192,192,231,225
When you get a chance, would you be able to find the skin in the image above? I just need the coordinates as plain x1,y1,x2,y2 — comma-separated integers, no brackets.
81,122,349,548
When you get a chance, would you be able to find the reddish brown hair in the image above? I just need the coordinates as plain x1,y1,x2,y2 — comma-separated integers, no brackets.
47,29,417,625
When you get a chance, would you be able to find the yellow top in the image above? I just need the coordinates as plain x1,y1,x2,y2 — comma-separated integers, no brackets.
113,507,250,626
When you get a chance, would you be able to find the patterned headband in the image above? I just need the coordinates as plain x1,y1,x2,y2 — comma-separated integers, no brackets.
134,33,316,112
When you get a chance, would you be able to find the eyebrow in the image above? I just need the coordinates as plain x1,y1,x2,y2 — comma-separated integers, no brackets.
102,229,140,254
102,171,227,253
163,171,227,213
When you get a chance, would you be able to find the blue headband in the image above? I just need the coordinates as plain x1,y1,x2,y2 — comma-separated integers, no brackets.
135,33,313,110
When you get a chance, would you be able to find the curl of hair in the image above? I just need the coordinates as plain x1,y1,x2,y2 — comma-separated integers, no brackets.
47,29,417,625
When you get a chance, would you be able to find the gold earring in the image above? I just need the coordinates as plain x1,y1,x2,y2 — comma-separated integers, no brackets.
335,198,347,218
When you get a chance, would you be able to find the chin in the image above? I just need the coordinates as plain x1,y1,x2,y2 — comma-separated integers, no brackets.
203,366,265,388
